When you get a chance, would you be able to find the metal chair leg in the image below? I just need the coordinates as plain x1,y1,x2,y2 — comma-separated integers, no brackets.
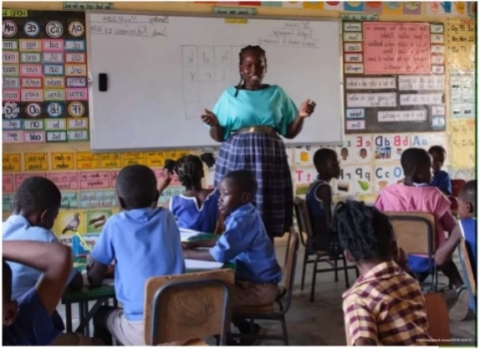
280,316,289,345
334,257,339,282
342,255,350,289
310,258,319,302
301,253,308,291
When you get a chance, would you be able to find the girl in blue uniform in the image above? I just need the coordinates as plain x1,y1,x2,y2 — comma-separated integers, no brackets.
164,153,220,233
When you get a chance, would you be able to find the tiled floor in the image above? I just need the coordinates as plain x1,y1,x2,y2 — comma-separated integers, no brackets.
58,237,476,345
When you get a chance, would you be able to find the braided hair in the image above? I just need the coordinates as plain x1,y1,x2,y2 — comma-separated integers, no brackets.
235,45,267,97
333,201,394,262
164,153,215,191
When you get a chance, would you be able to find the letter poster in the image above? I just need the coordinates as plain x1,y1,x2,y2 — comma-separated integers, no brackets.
2,10,89,144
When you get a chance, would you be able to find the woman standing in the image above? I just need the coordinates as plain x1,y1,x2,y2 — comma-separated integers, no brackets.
201,45,316,240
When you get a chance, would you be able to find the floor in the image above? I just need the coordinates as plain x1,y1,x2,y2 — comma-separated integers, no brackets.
58,236,476,346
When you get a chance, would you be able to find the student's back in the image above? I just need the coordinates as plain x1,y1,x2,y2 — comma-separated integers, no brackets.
92,207,184,320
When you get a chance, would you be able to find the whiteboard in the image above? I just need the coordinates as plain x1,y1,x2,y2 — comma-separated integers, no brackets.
86,12,343,152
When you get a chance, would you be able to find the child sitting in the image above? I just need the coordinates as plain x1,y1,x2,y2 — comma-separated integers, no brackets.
183,170,282,343
87,165,185,346
374,148,463,288
429,145,452,195
3,241,99,345
334,201,432,345
163,153,219,233
306,148,341,254
435,180,476,321
2,176,83,299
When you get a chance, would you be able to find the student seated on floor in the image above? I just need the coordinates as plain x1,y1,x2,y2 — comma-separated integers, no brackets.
162,153,220,233
374,148,464,292
183,170,282,344
334,201,432,346
435,180,477,321
87,164,185,346
3,241,100,345
305,148,341,255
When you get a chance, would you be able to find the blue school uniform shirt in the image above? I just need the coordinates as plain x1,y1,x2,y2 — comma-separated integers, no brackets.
3,287,64,345
212,85,298,140
209,203,282,284
305,178,330,237
2,215,77,300
90,207,185,321
460,218,476,311
431,170,452,195
170,189,219,233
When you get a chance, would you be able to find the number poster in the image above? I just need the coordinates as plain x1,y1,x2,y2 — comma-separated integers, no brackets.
2,10,89,144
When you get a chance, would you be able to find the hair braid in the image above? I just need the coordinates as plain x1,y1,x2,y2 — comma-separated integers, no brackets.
235,45,267,97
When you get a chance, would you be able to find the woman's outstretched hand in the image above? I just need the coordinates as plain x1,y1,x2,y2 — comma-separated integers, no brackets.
299,99,317,118
201,109,219,127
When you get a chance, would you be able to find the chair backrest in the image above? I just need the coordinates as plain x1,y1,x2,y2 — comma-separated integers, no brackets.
281,227,300,313
384,212,436,256
144,269,235,345
458,238,476,314
451,179,466,197
424,293,450,345
293,197,314,247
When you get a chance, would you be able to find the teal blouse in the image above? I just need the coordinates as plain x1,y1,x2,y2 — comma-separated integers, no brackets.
212,85,299,141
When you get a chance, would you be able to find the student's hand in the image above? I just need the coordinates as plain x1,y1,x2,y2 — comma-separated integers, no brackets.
201,109,219,127
299,99,316,118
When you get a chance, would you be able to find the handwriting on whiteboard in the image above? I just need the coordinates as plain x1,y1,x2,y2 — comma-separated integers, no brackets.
258,21,318,48
398,75,445,91
399,93,443,106
378,110,427,122
346,77,396,90
90,19,168,38
346,93,397,108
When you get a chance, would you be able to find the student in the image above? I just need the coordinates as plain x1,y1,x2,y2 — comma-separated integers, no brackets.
375,148,463,288
429,145,452,195
305,148,340,255
183,170,282,342
3,241,99,345
2,176,83,299
334,201,432,346
435,180,476,321
164,153,220,233
87,164,185,346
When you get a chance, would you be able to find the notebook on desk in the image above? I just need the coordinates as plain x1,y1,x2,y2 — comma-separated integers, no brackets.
184,259,223,270
179,228,205,242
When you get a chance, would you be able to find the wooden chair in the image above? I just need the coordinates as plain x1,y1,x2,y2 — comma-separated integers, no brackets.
294,197,355,302
451,179,466,197
385,212,437,292
229,227,300,345
458,238,476,314
144,269,234,345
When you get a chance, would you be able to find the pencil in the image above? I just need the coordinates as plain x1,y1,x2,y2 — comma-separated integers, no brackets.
75,232,92,252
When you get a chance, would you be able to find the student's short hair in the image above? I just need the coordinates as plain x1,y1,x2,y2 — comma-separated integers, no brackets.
400,148,431,176
333,201,394,262
13,176,61,214
459,180,476,206
428,145,446,157
3,261,12,302
222,170,257,195
313,148,337,170
116,165,157,209
164,153,215,191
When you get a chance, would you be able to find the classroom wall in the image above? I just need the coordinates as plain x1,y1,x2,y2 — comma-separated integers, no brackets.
2,2,476,250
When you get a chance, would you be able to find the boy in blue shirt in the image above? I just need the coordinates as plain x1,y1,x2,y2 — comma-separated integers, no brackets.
3,240,98,345
3,177,83,299
429,145,452,195
87,164,185,346
183,170,282,343
435,180,476,321
306,148,341,255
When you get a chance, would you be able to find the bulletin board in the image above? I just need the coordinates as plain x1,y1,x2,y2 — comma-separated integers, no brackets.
2,10,89,143
343,21,447,134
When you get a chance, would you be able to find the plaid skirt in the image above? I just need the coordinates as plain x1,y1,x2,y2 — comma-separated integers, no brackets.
214,132,293,238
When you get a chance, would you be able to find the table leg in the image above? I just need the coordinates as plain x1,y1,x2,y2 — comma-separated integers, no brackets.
75,299,105,334
78,302,85,335
83,302,90,337
65,302,73,333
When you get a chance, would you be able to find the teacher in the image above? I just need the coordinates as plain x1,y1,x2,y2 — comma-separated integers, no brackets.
201,45,316,240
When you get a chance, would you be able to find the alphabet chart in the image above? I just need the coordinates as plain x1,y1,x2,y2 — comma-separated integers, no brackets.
343,21,446,134
2,10,89,144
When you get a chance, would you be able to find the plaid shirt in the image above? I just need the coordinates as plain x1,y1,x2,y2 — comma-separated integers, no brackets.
343,261,432,345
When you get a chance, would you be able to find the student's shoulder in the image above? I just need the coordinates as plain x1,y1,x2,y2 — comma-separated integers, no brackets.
3,218,57,242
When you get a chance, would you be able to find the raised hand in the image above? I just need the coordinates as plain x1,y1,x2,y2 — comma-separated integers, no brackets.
201,109,219,127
